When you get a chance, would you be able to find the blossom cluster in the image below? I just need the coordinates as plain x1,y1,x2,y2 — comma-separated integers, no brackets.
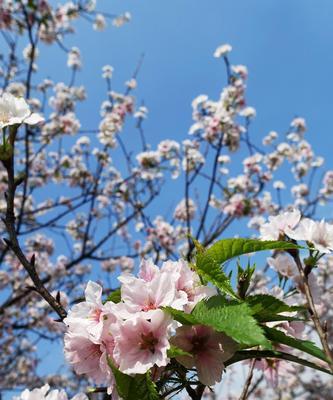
0,0,130,43
260,208,333,254
63,258,239,393
13,385,87,400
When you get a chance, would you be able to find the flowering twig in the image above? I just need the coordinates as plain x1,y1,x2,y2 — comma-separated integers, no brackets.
238,358,256,400
1,134,67,321
290,249,333,372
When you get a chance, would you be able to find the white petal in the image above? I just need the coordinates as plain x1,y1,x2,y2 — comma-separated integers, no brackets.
24,112,44,125
85,280,103,305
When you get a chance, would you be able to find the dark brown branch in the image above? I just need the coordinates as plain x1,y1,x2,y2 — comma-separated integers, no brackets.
2,139,67,321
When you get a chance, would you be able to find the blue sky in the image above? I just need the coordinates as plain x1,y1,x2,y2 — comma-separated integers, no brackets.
7,0,333,395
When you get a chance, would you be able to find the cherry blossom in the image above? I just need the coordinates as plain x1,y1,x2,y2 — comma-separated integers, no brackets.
64,331,116,392
112,309,172,374
213,43,232,58
117,263,187,317
260,209,301,240
171,325,238,386
0,93,44,128
289,218,333,253
13,385,88,400
267,254,298,279
64,281,115,343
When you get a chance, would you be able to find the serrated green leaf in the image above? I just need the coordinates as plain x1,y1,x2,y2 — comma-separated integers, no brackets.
192,296,271,348
264,327,328,362
108,359,160,400
106,288,121,303
246,294,304,322
225,350,332,375
197,238,300,271
197,267,238,299
167,345,193,358
162,307,198,325
196,239,300,299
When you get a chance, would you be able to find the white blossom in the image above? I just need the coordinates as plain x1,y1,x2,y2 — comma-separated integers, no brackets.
0,92,44,128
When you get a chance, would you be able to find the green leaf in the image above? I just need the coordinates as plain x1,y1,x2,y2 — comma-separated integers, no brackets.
167,345,192,358
246,294,304,322
264,327,328,362
197,266,238,299
192,296,271,348
194,255,238,299
225,350,332,375
162,307,198,325
106,288,121,303
196,239,300,299
197,238,300,270
108,359,160,400
237,260,256,299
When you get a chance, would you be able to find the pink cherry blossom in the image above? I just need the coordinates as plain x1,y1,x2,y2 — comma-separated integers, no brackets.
64,331,116,394
112,309,172,374
161,259,216,311
170,325,238,386
64,281,111,343
254,357,296,387
117,266,187,317
138,258,159,282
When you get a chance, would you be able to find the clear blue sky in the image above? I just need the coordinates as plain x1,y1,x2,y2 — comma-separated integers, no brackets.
9,0,333,394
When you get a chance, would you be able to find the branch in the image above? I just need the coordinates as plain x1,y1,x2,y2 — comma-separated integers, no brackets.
1,140,67,321
238,359,256,400
290,249,333,372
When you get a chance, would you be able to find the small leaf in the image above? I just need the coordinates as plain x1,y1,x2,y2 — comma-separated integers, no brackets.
225,350,332,375
237,261,256,299
106,288,121,303
108,359,160,400
264,327,328,362
192,296,271,348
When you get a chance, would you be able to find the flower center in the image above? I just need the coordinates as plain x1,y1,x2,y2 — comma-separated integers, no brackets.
90,308,102,322
142,299,157,311
191,335,209,353
85,343,101,361
139,332,158,353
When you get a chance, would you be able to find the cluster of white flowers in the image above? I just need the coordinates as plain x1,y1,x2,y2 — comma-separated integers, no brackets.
13,385,87,400
260,208,333,254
